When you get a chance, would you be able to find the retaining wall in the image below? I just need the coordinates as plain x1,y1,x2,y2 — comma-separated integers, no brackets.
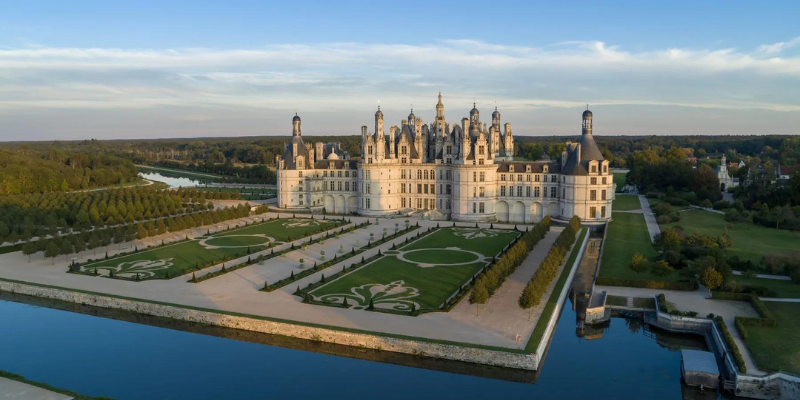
0,280,537,370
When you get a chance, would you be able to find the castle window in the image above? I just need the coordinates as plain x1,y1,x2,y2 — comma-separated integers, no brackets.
401,170,406,179
366,198,371,209
551,187,557,198
601,206,606,218
402,198,407,208
501,186,506,196
446,170,451,180
479,146,485,155
298,159,304,168
480,172,485,182
417,184,422,193
591,165,597,173
338,171,342,177
418,170,422,179
430,184,435,194
526,187,531,197
479,202,485,213
446,184,452,194
562,188,566,198
345,182,350,191
591,177,597,185
601,190,606,200
479,159,484,165
590,190,597,201
330,182,334,191
338,182,342,191
446,158,452,164
473,203,477,213
480,187,485,197
535,174,540,182
517,174,522,182
446,199,451,210
368,146,373,155
424,170,429,180
401,145,407,155
603,165,608,173
446,145,452,154
298,171,303,178
526,174,531,182
551,175,557,183
323,171,328,177
430,169,435,179
535,187,540,197
473,172,477,182
517,186,522,197
590,206,597,218
602,177,607,185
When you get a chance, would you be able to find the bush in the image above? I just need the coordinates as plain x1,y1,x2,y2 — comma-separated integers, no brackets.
629,253,648,273
656,215,672,224
650,260,674,277
716,316,747,373
596,277,697,291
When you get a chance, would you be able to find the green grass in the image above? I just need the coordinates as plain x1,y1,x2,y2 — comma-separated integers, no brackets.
731,275,800,298
633,297,656,309
744,302,800,374
613,172,627,188
311,228,519,310
525,229,587,352
80,218,340,278
663,209,800,263
613,194,642,211
647,197,663,207
598,213,675,281
606,295,627,306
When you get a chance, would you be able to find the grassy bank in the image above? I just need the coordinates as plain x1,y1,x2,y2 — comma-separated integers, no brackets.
744,302,800,374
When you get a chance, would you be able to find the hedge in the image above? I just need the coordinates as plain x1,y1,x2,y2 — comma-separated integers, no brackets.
711,291,777,327
519,216,581,311
595,277,698,291
715,316,747,373
735,317,750,340
471,216,552,303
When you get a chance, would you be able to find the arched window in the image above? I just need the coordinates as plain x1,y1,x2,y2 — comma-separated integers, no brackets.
417,170,422,179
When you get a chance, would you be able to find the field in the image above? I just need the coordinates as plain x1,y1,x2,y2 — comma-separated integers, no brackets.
745,302,800,374
79,218,342,279
663,209,800,263
613,194,642,211
613,172,627,188
598,213,675,281
731,276,800,298
310,227,519,310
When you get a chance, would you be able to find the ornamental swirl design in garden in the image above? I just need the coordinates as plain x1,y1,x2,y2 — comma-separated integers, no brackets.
316,280,420,311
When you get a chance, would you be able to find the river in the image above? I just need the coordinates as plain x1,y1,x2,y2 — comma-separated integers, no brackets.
139,171,210,188
0,292,728,400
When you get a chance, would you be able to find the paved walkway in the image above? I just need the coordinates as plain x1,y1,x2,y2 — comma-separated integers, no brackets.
638,195,661,242
448,227,564,349
597,284,766,375
760,297,800,303
732,270,792,281
0,376,72,400
0,213,550,350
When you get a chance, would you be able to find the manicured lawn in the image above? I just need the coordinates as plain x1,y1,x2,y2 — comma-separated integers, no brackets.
599,213,677,281
606,295,627,306
80,218,342,279
745,302,800,374
647,197,663,207
731,275,800,298
663,209,800,263
613,172,627,188
613,194,642,211
311,228,519,310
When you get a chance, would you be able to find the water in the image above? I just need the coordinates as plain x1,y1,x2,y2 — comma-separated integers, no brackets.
139,171,209,188
0,296,721,400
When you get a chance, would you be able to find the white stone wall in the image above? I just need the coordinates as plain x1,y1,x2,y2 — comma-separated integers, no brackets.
0,280,538,370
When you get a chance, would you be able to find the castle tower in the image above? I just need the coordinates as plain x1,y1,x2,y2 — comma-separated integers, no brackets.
292,113,301,136
375,105,384,137
582,105,593,136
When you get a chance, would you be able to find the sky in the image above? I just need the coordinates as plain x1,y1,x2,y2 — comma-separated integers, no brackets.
0,0,799,140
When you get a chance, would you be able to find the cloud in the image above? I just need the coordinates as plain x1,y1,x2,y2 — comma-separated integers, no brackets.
0,39,798,139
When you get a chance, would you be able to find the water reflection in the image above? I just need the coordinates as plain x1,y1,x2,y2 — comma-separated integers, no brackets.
0,290,728,400
139,171,209,188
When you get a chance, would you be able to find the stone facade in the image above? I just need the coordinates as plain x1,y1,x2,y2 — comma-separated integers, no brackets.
0,280,537,370
277,95,615,224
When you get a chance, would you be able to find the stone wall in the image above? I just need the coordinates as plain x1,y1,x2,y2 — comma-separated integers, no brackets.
0,280,537,370
736,373,800,400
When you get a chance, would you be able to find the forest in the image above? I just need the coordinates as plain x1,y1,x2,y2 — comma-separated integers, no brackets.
0,147,138,194
0,186,242,245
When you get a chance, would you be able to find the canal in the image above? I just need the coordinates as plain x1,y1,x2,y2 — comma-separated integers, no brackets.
0,294,724,400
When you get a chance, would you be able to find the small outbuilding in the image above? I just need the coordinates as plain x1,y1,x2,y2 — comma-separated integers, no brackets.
681,350,720,389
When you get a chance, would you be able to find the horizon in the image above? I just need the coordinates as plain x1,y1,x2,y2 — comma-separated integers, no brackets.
1,0,799,140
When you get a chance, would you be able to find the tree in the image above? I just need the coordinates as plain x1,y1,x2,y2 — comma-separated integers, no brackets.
469,280,489,316
700,266,723,290
45,242,60,265
518,284,535,320
629,253,648,273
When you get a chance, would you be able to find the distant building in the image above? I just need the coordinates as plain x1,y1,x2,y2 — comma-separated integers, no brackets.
716,155,738,191
277,94,615,224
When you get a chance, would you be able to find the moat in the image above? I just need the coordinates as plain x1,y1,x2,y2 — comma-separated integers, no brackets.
0,294,726,400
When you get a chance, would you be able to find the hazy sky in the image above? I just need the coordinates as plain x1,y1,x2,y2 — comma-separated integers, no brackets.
1,0,799,140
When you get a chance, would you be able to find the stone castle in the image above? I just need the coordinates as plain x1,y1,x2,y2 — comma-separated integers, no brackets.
277,93,614,223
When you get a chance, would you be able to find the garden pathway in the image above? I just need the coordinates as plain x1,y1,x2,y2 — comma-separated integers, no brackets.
638,195,661,242
731,270,791,281
448,227,564,350
0,376,73,400
596,284,766,375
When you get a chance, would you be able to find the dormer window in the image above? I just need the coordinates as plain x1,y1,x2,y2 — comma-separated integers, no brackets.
591,165,597,173
510,165,514,173
526,165,531,173
543,166,549,173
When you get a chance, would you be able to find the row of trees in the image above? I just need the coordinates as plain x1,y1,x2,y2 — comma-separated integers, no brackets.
0,187,242,245
26,204,258,264
626,148,722,202
0,148,139,194
468,217,553,314
518,216,581,318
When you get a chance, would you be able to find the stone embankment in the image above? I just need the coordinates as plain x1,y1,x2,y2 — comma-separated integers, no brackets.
0,279,538,370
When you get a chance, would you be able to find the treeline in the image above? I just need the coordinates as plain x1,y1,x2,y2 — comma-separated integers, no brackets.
0,187,241,245
469,217,553,312
147,160,277,184
26,204,259,264
0,148,138,194
519,216,581,315
627,148,722,202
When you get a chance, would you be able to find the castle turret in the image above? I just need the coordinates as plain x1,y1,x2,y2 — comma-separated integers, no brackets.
292,114,301,136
